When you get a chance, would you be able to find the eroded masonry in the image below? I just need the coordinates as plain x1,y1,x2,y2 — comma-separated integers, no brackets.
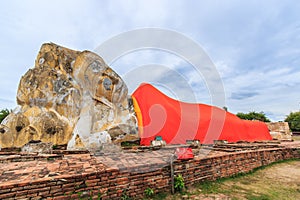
0,43,138,150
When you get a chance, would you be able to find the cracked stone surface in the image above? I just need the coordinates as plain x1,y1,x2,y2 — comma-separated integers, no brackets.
266,122,292,140
0,43,138,150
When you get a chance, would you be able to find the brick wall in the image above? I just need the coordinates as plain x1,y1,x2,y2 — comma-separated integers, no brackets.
0,147,299,200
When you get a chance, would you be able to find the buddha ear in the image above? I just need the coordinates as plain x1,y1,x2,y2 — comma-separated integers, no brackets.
72,51,106,84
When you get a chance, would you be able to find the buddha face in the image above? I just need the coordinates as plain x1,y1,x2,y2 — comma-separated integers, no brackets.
0,43,137,149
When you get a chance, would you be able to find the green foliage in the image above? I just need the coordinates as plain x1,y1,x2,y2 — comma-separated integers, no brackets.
121,189,131,200
97,191,102,200
236,111,271,122
144,187,154,197
148,160,299,199
77,191,83,196
121,141,139,147
284,111,300,132
198,181,220,194
174,174,185,192
0,108,10,123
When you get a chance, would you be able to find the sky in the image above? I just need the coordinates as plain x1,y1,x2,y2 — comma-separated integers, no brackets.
0,0,300,121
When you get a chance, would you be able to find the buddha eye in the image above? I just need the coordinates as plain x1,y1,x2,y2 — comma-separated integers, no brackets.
39,57,45,65
103,77,112,90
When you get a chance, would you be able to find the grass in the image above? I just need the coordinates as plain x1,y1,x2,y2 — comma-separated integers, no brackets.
152,193,168,200
121,141,140,147
145,159,300,200
293,135,300,141
195,159,300,199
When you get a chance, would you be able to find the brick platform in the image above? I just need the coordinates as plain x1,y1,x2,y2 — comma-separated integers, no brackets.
0,141,299,199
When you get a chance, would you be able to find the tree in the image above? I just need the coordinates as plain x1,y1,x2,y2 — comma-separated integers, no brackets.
0,109,10,123
236,111,271,122
284,111,300,132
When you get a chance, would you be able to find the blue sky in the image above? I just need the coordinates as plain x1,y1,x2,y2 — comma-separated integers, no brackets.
0,0,300,121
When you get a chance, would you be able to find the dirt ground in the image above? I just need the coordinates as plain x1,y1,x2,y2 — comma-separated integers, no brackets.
159,160,300,200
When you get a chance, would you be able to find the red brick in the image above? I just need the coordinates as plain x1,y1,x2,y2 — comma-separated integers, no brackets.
86,182,97,187
53,195,69,200
50,188,63,195
15,196,28,200
0,192,16,199
106,167,118,173
16,190,28,197
24,184,42,190
91,195,101,200
46,182,57,186
38,190,50,197
50,185,62,190
117,177,128,184
0,188,11,194
61,182,75,189
11,187,24,192
0,184,14,190
27,192,38,197
30,196,43,200
63,191,73,196
53,191,64,196
88,175,97,179
70,193,79,199
28,187,49,194
86,179,100,184
17,182,29,187
61,187,74,193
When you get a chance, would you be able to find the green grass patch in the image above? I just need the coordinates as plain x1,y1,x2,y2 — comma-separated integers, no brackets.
245,193,271,200
200,158,299,186
197,181,220,194
146,159,300,200
150,192,167,200
292,135,300,141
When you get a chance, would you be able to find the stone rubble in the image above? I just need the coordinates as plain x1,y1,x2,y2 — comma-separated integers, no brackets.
266,122,292,140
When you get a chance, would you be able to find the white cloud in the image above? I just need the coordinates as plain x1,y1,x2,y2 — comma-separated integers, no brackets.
0,0,300,121
224,66,300,121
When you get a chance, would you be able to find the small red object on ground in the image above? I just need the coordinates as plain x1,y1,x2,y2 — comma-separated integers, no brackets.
175,147,194,160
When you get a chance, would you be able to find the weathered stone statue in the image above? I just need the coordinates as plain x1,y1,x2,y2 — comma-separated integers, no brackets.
266,122,292,140
0,43,138,150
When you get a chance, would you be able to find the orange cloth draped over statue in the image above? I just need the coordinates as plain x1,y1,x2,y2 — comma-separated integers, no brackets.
132,83,272,146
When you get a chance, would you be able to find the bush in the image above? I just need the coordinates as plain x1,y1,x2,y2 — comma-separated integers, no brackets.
236,111,271,122
144,188,154,197
0,109,10,123
284,111,300,132
174,174,185,192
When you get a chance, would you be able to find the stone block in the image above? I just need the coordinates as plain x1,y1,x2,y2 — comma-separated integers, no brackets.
266,122,292,140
